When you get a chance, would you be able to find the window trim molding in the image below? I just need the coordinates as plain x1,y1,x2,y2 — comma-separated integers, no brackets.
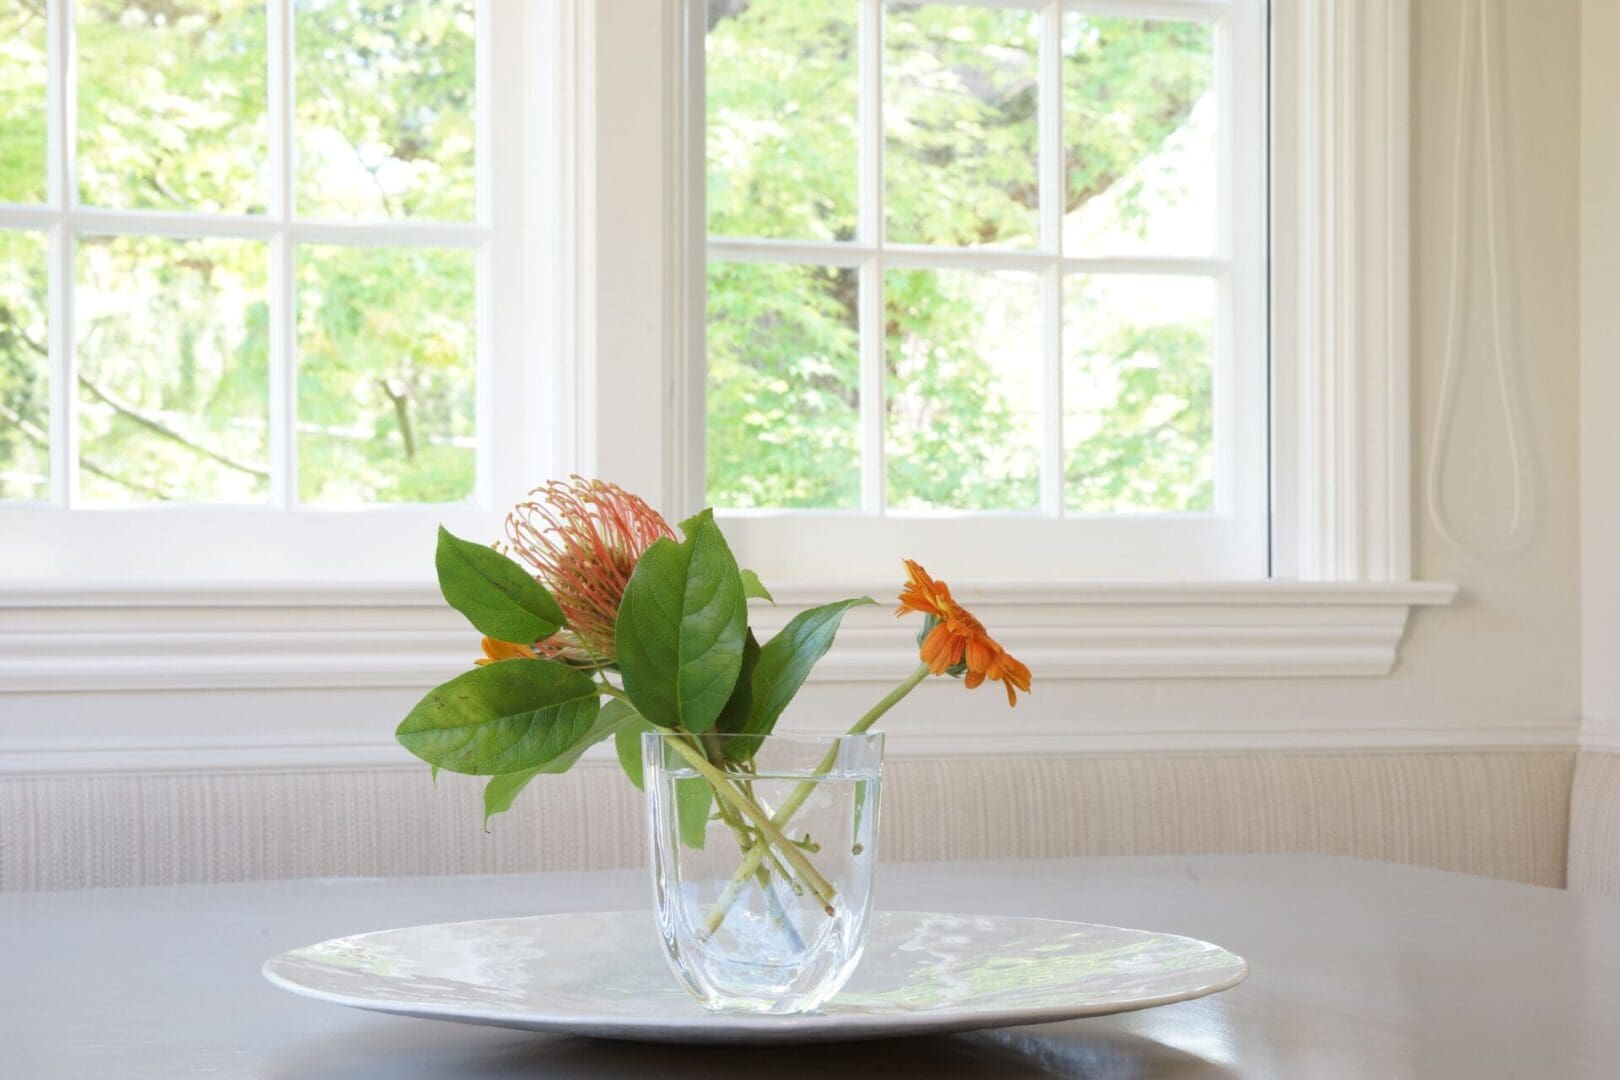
0,576,1469,774
0,577,1454,690
1270,0,1414,581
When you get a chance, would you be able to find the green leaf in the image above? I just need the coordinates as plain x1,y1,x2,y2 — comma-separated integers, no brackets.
613,509,749,733
746,597,876,739
435,526,564,644
714,631,761,735
677,776,713,850
618,724,710,847
482,699,643,822
614,715,656,790
740,569,774,604
396,659,601,776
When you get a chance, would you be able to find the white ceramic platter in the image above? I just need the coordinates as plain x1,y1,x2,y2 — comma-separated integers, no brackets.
263,910,1247,1045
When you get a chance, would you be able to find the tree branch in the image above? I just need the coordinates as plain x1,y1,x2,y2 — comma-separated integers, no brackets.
377,377,417,460
75,371,270,480
0,398,177,500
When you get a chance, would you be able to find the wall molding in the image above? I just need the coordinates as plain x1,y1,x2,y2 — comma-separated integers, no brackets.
1271,0,1413,580
1426,0,1538,557
0,722,1573,777
0,579,1455,696
1581,719,1620,756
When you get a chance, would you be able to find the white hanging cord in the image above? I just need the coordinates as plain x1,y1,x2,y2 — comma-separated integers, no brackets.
1425,0,1533,555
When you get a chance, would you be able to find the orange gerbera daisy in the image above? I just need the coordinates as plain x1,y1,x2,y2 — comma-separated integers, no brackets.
896,559,1032,706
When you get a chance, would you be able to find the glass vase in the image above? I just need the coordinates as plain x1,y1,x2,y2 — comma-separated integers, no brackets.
642,731,884,1015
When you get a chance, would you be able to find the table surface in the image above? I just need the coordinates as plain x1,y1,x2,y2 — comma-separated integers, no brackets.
4,855,1619,1079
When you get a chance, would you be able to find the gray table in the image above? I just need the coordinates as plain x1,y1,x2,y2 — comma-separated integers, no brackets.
4,855,1618,1078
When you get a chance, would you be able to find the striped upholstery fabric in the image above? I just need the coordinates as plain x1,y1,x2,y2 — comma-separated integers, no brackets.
1569,752,1620,896
0,750,1575,892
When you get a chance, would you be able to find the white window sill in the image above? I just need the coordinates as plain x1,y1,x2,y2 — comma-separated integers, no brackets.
0,579,1457,694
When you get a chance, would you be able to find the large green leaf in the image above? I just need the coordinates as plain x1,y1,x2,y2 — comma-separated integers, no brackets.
483,699,643,822
435,526,564,644
744,597,875,741
613,509,748,733
396,659,600,776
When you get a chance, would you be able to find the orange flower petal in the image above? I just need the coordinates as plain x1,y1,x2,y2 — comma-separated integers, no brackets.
965,637,995,676
919,623,954,672
1004,655,1033,692
480,637,534,662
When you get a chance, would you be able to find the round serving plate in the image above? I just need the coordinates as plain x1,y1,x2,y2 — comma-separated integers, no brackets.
263,910,1247,1045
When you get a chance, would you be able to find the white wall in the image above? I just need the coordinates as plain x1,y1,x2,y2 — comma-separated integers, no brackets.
0,0,1585,776
1581,0,1620,751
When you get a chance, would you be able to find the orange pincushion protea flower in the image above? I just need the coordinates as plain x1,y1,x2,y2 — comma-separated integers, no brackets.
504,476,676,663
896,559,1032,706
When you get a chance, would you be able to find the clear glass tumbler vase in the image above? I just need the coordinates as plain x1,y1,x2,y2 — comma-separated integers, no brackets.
642,731,884,1015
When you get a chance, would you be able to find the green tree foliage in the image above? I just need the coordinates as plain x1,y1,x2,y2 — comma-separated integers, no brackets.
0,230,48,501
1065,279,1215,512
0,0,1215,512
0,2,47,206
0,0,476,505
706,0,1219,512
77,0,268,214
297,0,476,220
296,244,475,505
75,234,271,503
705,261,861,508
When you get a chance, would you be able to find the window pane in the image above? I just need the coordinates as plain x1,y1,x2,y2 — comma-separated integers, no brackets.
706,0,857,242
296,245,475,504
0,231,50,500
1062,16,1216,256
296,0,476,221
76,236,270,503
885,268,1040,510
885,3,1038,249
707,261,860,509
0,4,48,205
77,0,268,214
1064,275,1214,512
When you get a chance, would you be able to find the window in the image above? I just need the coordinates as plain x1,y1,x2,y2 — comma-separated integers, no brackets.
0,0,537,582
694,0,1267,580
0,0,1453,736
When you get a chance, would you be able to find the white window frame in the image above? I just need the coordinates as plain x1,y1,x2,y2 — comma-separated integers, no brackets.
594,0,1442,592
0,0,544,584
680,0,1268,583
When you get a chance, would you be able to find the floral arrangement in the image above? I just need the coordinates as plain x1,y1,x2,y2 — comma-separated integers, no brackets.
397,476,1031,912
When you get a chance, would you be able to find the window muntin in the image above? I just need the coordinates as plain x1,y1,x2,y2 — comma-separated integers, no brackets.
701,0,1263,577
0,0,488,511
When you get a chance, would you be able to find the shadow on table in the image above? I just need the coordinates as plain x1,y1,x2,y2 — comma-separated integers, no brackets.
266,1021,1239,1080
